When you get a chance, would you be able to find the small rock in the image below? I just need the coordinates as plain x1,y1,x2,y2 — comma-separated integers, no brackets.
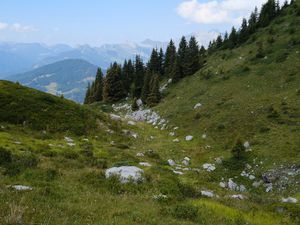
219,182,226,188
64,137,74,142
265,183,273,192
83,138,89,142
136,99,143,107
228,179,238,191
173,170,184,175
168,159,176,166
14,141,22,145
194,103,202,109
203,163,216,172
153,193,168,200
249,175,256,180
110,114,122,121
173,127,179,130
127,121,136,126
11,185,33,191
230,194,245,200
215,157,223,164
202,134,207,139
281,197,298,204
239,185,247,192
173,138,180,143
139,162,151,167
252,181,263,188
136,152,144,157
182,157,190,166
169,132,175,137
201,190,214,198
67,142,76,147
185,135,193,141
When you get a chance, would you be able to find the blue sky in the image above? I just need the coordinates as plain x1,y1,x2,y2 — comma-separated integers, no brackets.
0,0,279,46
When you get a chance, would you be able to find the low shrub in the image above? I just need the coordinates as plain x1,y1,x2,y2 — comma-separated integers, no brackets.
171,203,198,221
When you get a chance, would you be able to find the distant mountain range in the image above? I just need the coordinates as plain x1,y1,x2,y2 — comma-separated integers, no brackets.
0,40,168,78
8,59,98,103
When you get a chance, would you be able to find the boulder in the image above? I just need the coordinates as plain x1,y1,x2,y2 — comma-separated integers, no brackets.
228,179,238,191
105,166,144,183
110,114,122,121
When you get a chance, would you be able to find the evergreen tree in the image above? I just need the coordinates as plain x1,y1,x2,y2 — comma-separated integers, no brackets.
132,55,145,98
103,62,126,102
186,36,200,75
141,70,153,103
164,39,177,78
177,36,189,77
199,45,207,68
228,27,238,49
158,48,165,77
147,74,160,107
148,48,159,74
259,0,277,27
84,83,91,104
93,68,104,102
248,7,258,34
231,138,246,160
239,18,249,44
171,57,181,83
131,98,139,111
216,35,223,48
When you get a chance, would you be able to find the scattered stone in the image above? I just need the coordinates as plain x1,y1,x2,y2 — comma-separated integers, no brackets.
83,138,89,142
127,121,136,126
10,185,33,191
202,134,207,139
173,170,184,175
203,163,216,172
168,159,176,166
230,194,245,200
281,197,298,204
182,157,190,166
194,103,202,109
173,138,180,143
185,135,193,141
239,185,247,192
201,190,214,198
136,152,144,157
136,99,143,107
64,137,74,142
265,183,273,192
110,114,122,121
13,141,22,145
173,127,179,130
219,182,226,188
122,130,138,139
249,175,256,180
153,193,168,201
67,142,76,147
244,141,250,149
139,162,151,167
215,157,223,164
105,166,144,183
228,179,238,191
169,132,175,137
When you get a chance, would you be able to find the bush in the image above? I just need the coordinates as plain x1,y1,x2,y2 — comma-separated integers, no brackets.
171,204,198,220
231,138,246,160
0,147,12,165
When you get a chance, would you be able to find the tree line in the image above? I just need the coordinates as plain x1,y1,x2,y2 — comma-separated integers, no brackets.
84,0,295,107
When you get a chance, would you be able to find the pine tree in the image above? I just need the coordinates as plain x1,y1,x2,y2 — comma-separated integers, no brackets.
164,39,177,78
232,138,246,160
199,45,207,68
228,27,238,49
177,36,189,77
239,18,249,44
215,35,223,48
171,57,181,83
93,68,104,102
84,83,91,104
103,62,126,102
132,55,145,98
141,70,153,103
148,48,159,74
259,0,277,27
158,48,165,77
147,74,160,107
186,36,200,75
248,7,258,34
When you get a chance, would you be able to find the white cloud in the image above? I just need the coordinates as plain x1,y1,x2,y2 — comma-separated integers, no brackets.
177,0,287,25
0,21,37,32
11,23,38,32
0,22,8,30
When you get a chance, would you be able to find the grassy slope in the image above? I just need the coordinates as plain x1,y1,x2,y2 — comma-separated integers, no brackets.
156,3,300,166
0,3,300,225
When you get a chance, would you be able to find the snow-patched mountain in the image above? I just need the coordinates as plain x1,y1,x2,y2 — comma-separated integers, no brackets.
9,59,98,103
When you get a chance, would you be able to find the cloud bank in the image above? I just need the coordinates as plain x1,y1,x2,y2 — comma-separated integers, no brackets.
177,0,286,25
0,21,37,32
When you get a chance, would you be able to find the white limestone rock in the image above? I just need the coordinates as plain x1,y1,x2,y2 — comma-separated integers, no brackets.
139,162,151,167
230,194,245,200
194,103,202,109
203,163,216,172
110,114,122,121
185,135,193,141
281,197,298,204
136,152,144,157
127,121,136,126
173,138,180,143
173,170,184,175
201,190,214,198
105,166,144,183
11,185,33,191
168,159,176,166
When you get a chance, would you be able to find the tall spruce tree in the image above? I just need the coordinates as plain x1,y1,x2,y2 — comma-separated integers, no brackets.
177,36,189,78
103,62,126,102
239,18,249,44
141,70,153,103
148,48,159,74
147,74,160,107
133,55,145,98
259,0,277,27
164,39,177,78
248,7,258,34
228,27,238,49
84,82,91,104
158,48,165,77
171,57,181,83
186,36,200,75
93,68,104,102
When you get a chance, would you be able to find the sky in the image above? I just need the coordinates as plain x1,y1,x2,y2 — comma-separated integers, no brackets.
0,0,286,47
